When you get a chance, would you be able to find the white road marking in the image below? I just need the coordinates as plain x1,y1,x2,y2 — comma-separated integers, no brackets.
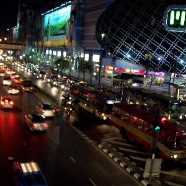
105,140,136,147
118,147,147,155
161,171,186,179
23,141,27,147
89,178,97,186
103,137,126,142
130,156,147,161
8,157,13,161
70,156,76,163
165,181,185,186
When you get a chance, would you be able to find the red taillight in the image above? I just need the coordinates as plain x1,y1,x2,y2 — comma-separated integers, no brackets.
43,123,48,128
10,101,13,105
1,101,4,105
52,109,56,113
161,117,166,123
33,124,38,128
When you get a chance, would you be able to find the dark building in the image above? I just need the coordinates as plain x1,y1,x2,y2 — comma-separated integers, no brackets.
96,0,186,74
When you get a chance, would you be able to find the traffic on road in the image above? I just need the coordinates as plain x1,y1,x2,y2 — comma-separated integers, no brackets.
1,60,186,186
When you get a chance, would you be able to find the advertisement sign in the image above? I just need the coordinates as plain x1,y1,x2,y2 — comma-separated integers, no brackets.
122,68,144,74
43,5,71,42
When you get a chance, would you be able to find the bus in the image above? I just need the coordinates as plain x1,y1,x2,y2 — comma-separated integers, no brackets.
110,103,186,160
124,87,183,120
69,85,122,120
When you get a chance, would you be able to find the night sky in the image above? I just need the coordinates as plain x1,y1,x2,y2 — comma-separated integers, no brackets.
0,0,19,37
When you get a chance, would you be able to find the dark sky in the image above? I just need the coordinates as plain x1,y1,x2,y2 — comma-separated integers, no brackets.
0,0,19,37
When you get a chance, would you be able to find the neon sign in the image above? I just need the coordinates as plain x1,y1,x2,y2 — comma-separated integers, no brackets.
164,5,186,32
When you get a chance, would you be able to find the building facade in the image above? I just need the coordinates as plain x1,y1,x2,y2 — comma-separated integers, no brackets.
17,0,186,87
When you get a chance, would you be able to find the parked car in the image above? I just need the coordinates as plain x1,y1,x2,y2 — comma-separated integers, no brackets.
7,85,20,94
36,103,56,117
24,113,49,131
0,96,14,109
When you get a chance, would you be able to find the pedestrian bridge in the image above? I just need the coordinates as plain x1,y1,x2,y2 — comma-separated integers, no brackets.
0,42,25,51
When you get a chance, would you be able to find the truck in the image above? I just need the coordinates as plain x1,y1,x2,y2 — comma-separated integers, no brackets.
13,161,48,186
21,79,33,92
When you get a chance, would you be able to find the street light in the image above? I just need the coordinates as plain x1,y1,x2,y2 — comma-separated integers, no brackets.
98,33,105,85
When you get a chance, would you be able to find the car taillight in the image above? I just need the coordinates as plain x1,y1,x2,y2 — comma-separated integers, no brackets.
1,101,4,105
10,101,13,105
33,124,38,128
5,100,8,103
52,109,55,113
43,124,48,128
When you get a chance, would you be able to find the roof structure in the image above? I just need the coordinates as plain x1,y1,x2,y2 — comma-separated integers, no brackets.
95,0,186,74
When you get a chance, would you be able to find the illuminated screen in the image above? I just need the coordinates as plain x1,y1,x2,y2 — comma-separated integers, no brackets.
164,5,186,32
43,5,71,40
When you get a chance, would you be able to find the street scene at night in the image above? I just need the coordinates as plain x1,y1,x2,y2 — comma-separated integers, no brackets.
1,1,186,186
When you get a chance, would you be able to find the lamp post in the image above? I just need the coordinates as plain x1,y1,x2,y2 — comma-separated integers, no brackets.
98,33,105,86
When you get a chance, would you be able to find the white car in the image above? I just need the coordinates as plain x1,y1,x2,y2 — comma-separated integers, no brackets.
7,85,20,94
24,113,49,131
36,103,56,117
0,96,14,109
3,76,11,85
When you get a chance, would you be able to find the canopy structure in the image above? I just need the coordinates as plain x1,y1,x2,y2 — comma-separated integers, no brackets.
95,0,186,74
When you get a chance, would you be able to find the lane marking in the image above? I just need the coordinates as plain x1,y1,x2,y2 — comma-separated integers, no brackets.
105,141,136,147
70,156,76,163
118,147,147,155
165,181,185,186
89,178,97,186
130,156,147,162
161,171,186,179
23,141,27,147
103,137,125,141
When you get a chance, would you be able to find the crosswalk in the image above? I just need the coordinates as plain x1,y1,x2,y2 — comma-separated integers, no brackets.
100,136,186,186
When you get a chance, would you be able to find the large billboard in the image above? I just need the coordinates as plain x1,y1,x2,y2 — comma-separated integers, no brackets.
43,5,71,45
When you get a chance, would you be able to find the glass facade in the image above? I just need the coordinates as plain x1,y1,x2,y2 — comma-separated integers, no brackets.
95,0,186,74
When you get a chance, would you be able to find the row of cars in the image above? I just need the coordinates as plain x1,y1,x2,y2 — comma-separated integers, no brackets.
24,103,56,132
0,61,57,132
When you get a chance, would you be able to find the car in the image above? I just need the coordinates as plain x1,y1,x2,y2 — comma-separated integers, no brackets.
36,70,46,79
13,161,48,186
2,76,11,85
12,76,22,84
0,96,14,109
36,103,56,117
24,113,49,131
7,85,20,94
0,69,5,76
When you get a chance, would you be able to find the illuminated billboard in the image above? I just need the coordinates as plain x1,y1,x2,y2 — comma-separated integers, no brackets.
43,5,71,44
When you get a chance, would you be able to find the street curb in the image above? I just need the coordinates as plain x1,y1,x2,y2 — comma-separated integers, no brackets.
98,143,152,186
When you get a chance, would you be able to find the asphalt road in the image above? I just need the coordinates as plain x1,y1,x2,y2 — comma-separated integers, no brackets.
0,67,139,185
11,63,186,186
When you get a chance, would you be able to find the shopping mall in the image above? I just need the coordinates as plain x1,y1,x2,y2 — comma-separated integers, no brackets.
14,0,186,87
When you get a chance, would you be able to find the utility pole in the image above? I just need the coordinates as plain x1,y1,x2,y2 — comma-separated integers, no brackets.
149,108,160,182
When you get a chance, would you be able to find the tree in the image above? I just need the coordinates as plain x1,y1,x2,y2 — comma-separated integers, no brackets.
78,59,93,81
54,58,70,72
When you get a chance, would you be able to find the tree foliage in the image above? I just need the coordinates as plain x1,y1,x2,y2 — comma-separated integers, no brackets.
78,59,93,74
54,58,70,70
